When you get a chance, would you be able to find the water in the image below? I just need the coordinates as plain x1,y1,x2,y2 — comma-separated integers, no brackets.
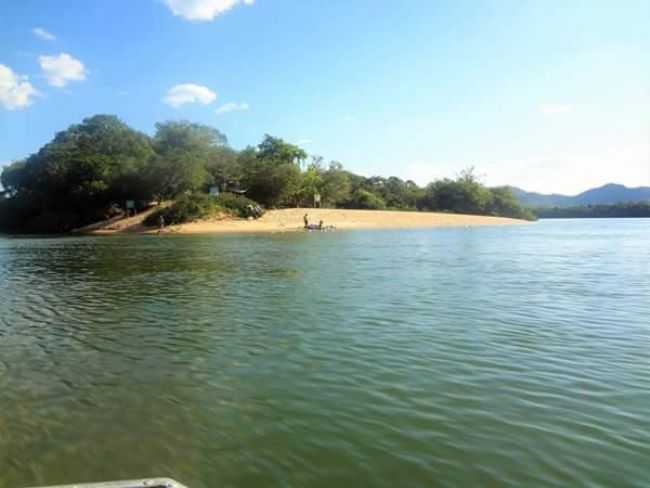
1,219,649,488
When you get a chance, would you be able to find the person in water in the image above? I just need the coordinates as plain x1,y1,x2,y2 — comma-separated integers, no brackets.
305,220,326,231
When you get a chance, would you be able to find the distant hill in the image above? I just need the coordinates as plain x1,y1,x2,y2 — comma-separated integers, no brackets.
510,183,650,207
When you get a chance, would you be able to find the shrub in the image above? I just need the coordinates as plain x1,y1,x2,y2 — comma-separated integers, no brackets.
144,193,220,226
214,192,263,218
348,188,386,210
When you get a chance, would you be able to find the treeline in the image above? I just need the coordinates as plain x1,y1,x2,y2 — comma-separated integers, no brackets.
535,203,650,219
0,114,534,233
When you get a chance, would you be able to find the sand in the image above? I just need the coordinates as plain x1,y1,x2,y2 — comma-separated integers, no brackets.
86,208,526,236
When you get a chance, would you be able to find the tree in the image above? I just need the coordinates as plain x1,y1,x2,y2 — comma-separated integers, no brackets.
415,170,533,220
348,188,386,209
404,180,425,209
297,163,323,207
153,121,227,153
205,146,241,190
419,168,491,214
376,176,421,209
240,136,306,207
534,203,648,219
320,161,351,207
488,186,529,218
241,159,302,207
0,115,155,231
0,160,28,197
257,135,307,167
1,114,538,233
148,121,227,198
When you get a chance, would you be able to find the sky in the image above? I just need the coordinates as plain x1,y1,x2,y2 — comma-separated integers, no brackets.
1,0,648,195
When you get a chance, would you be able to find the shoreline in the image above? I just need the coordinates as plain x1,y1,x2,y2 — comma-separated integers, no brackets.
86,208,528,236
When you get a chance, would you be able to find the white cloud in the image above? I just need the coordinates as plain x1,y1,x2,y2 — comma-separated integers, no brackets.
215,101,249,114
163,83,217,107
0,64,39,110
38,53,87,87
33,27,56,41
540,104,573,115
164,0,254,21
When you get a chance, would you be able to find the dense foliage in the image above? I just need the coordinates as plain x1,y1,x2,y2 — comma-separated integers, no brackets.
143,193,221,227
213,192,262,218
1,115,154,232
417,169,536,220
0,114,534,233
534,203,650,219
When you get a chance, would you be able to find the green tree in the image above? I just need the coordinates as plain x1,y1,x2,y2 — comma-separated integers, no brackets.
419,168,490,214
348,188,386,209
257,135,307,167
0,160,28,197
0,115,154,231
297,163,324,207
488,186,534,219
205,146,241,190
320,161,351,207
153,121,227,153
534,203,649,219
240,136,306,207
379,176,420,209
148,121,227,198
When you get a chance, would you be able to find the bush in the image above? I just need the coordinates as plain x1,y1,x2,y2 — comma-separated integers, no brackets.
486,186,537,221
0,196,34,232
348,188,386,210
214,192,263,218
144,193,221,226
417,178,536,221
0,195,91,233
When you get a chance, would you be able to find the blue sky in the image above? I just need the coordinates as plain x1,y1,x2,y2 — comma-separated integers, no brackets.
1,0,648,194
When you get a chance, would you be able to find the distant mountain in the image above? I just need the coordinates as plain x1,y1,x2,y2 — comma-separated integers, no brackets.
508,188,573,207
509,183,650,207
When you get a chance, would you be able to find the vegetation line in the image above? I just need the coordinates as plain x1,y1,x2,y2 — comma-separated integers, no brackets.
535,203,650,219
0,115,534,234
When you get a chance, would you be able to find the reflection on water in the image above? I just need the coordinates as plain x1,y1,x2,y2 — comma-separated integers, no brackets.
1,220,650,487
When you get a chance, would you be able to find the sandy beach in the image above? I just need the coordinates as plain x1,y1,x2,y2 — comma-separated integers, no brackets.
87,208,526,235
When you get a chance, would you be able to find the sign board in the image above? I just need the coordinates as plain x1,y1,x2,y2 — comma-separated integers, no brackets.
209,186,220,197
314,193,321,204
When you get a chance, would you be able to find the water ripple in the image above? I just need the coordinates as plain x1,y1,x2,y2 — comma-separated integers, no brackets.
1,221,650,487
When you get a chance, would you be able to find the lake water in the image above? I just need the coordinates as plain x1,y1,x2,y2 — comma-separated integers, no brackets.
1,219,649,487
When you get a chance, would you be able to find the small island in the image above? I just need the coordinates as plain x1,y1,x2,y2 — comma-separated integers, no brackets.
0,115,534,235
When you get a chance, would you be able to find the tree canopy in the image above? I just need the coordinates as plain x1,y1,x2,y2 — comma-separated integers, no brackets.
534,203,650,219
0,114,535,233
146,121,226,199
1,115,154,231
256,135,307,167
417,168,535,220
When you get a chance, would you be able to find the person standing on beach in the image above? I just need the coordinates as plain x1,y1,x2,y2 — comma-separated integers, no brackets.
303,213,309,228
159,214,165,230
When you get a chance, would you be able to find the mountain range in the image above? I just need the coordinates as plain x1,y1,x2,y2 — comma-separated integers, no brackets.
509,183,650,207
